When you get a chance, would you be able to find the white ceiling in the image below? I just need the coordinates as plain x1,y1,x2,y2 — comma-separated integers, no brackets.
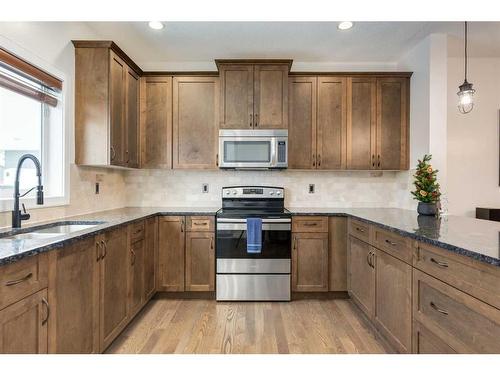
83,21,500,71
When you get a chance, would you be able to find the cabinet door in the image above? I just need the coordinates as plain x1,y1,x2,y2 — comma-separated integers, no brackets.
292,232,329,292
0,289,48,354
125,67,140,168
348,236,375,317
317,76,346,169
158,216,185,291
129,238,145,316
141,76,172,169
219,64,254,129
109,51,126,166
173,76,219,169
185,232,215,291
376,77,409,170
253,64,288,129
347,77,377,169
288,76,317,169
144,217,157,300
100,227,129,350
374,249,412,353
329,217,347,291
47,237,100,354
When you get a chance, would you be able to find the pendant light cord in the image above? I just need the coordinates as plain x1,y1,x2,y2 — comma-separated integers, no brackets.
464,21,468,81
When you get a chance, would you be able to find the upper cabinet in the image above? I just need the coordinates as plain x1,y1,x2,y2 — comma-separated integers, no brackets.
217,60,291,129
73,41,142,168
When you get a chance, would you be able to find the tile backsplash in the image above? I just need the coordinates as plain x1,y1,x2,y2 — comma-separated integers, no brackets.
124,169,416,209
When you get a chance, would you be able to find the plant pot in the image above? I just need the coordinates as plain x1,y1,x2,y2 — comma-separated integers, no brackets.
417,202,437,216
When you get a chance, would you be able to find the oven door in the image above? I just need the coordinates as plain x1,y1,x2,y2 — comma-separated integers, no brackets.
216,218,291,260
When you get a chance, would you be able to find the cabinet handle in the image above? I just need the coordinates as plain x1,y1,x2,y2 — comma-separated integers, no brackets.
216,154,219,167
371,252,376,268
41,297,50,325
181,220,184,232
312,154,316,167
366,251,371,267
318,154,321,167
130,248,136,266
249,114,253,128
355,227,365,233
125,150,130,164
430,301,449,315
372,154,375,168
101,240,107,259
303,222,318,226
293,236,297,250
5,272,33,286
210,237,214,250
255,114,258,127
377,155,381,168
110,146,116,161
430,257,449,268
96,241,101,262
194,222,207,226
385,239,397,246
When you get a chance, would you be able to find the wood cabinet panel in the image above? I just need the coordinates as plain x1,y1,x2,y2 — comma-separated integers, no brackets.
347,77,376,169
348,218,371,243
376,77,409,170
158,216,185,291
316,77,346,169
100,226,129,350
292,216,328,233
185,232,215,291
253,64,288,129
173,76,219,169
288,76,316,169
0,289,48,354
186,216,214,232
125,67,140,168
0,253,47,310
47,237,100,354
129,237,145,317
144,217,157,300
372,227,412,264
374,249,412,353
413,320,456,354
348,235,375,317
140,76,172,168
219,64,254,129
292,232,329,292
110,52,126,166
329,217,347,291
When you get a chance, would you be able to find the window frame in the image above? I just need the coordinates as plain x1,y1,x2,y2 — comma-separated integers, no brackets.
0,36,69,213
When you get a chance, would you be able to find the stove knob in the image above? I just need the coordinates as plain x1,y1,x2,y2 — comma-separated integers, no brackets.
269,191,274,196
232,190,237,195
225,191,230,195
276,191,281,196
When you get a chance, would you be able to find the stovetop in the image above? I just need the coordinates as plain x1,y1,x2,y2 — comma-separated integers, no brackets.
216,208,291,219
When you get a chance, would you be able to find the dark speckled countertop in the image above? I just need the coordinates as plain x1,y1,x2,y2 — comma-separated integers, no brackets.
1,206,500,268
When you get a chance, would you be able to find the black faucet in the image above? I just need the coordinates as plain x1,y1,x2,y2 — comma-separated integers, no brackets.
12,154,44,229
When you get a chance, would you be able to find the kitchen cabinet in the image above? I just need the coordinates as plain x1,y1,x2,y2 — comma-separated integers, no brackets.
99,226,129,350
329,217,347,291
218,60,290,129
140,76,172,169
158,216,186,291
173,76,219,169
348,235,375,317
185,231,215,291
144,217,158,300
413,320,456,354
0,289,48,354
73,41,141,168
128,224,145,317
374,249,412,353
292,231,329,292
47,237,100,354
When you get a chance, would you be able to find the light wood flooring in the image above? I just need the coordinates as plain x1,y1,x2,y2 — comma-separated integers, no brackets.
106,298,392,354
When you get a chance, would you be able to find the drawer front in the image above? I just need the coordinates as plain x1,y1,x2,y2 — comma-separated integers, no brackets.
186,216,214,232
412,320,456,354
129,220,145,242
348,218,370,243
0,254,48,310
292,216,328,233
413,269,500,353
373,227,412,264
414,241,500,309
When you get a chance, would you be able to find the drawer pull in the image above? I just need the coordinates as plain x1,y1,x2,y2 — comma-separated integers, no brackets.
130,248,136,266
193,222,208,226
5,272,33,286
42,297,50,325
101,240,107,259
385,239,397,246
430,257,449,268
303,222,318,226
355,227,365,233
430,301,449,315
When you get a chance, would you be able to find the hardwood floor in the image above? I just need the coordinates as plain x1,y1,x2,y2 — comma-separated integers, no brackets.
105,298,392,354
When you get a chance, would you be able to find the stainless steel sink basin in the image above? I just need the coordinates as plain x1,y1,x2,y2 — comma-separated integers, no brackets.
34,224,100,234
1,222,104,241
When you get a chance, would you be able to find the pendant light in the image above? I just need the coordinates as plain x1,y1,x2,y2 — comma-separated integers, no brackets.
457,21,475,114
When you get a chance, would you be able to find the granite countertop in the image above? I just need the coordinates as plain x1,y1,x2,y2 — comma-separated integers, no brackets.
1,206,500,268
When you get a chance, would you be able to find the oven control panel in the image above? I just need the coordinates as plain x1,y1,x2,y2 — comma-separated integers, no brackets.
222,186,284,199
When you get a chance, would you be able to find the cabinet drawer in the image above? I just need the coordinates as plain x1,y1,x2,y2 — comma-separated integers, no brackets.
414,241,500,309
412,320,456,354
186,216,214,232
292,216,328,233
129,220,145,242
413,269,500,353
0,254,48,310
348,218,370,243
373,227,412,264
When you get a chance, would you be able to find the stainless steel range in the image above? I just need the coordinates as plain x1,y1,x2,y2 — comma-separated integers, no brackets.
216,186,291,301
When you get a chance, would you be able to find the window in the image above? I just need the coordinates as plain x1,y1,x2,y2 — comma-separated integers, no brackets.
0,47,65,210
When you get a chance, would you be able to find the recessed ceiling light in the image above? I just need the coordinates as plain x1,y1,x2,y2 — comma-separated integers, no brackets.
338,21,354,30
148,21,164,30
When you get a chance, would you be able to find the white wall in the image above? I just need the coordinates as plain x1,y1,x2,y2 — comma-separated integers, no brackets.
447,56,500,217
0,23,127,228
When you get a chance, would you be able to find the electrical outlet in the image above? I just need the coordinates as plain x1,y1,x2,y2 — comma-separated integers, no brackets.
309,184,315,194
202,183,209,193
95,182,100,195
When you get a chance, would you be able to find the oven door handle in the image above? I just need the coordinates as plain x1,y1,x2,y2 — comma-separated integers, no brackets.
217,223,291,231
217,218,291,223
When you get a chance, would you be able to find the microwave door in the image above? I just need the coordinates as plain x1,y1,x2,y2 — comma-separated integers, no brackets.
219,137,273,168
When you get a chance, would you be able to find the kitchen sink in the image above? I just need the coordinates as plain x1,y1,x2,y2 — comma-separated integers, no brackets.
34,224,100,234
0,221,104,241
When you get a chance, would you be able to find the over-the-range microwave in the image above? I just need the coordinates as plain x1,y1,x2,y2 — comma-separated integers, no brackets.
218,129,288,169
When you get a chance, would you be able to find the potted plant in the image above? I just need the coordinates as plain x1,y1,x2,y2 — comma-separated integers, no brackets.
411,154,441,216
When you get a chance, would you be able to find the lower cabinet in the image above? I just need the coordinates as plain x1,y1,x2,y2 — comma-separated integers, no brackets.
348,235,375,317
144,217,157,300
413,320,456,354
0,289,48,354
128,233,145,317
328,217,347,291
185,231,215,291
47,237,100,353
158,216,186,291
292,232,329,292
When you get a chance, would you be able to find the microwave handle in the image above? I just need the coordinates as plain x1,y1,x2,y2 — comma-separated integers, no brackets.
270,138,277,166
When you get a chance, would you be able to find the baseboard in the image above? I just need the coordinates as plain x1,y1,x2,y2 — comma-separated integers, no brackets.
154,291,216,299
292,291,349,300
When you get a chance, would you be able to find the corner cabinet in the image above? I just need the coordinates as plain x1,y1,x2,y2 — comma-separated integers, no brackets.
217,60,290,129
73,41,141,168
